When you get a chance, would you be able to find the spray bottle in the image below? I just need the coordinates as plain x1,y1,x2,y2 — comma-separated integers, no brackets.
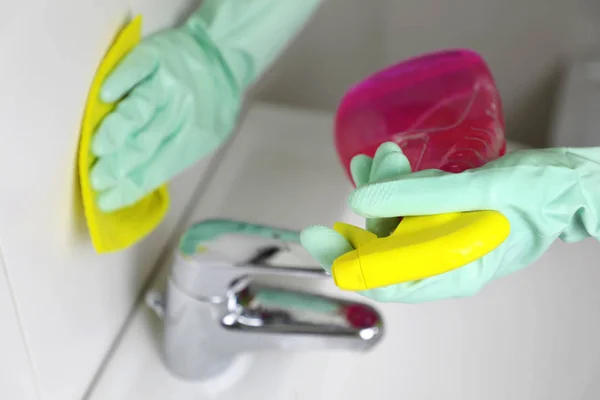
332,49,510,291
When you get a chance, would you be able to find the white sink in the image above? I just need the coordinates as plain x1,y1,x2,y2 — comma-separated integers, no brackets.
89,103,600,400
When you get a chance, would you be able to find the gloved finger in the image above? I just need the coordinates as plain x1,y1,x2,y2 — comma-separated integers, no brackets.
366,217,400,238
95,177,150,212
369,142,410,182
90,143,149,193
94,139,183,211
119,107,183,165
369,142,398,181
366,280,469,304
349,154,372,187
92,84,159,156
98,126,221,211
90,100,187,192
300,225,353,274
350,148,409,237
349,168,493,218
100,46,159,103
360,260,486,303
365,143,410,237
358,269,446,303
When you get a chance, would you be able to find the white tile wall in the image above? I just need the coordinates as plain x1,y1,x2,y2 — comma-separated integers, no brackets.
0,1,208,399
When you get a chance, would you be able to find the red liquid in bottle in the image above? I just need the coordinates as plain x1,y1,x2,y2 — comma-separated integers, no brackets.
335,49,506,182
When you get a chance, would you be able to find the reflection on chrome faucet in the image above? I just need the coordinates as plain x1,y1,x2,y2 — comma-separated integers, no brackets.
224,280,382,336
146,219,385,381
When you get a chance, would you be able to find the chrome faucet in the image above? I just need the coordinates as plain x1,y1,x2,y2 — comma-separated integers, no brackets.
146,219,385,381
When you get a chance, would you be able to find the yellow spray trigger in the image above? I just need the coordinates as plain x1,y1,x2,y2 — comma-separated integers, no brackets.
78,15,169,253
331,211,511,291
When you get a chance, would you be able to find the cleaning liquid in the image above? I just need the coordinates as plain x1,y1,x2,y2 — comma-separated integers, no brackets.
335,48,506,179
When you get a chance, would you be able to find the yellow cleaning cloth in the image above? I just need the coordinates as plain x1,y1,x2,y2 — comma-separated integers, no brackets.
78,16,169,253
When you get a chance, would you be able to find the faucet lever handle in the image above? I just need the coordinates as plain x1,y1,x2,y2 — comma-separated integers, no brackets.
240,244,327,278
171,242,328,300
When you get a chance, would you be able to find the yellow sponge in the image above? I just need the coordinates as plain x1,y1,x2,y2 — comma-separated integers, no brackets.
78,16,169,253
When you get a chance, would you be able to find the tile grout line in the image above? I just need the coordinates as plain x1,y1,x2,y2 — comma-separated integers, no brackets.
0,242,43,400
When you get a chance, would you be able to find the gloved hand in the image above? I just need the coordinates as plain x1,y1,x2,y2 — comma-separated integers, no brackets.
301,142,600,303
91,0,322,212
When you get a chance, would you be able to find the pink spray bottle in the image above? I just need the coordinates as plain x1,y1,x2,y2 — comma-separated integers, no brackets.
336,49,506,178
330,49,511,291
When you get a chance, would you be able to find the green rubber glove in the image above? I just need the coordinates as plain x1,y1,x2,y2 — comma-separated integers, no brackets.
91,0,322,212
301,142,411,275
301,142,600,303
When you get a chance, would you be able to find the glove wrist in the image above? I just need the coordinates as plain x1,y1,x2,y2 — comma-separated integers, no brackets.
183,0,322,89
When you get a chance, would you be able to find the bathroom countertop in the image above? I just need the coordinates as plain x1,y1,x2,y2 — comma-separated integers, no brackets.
87,103,600,400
